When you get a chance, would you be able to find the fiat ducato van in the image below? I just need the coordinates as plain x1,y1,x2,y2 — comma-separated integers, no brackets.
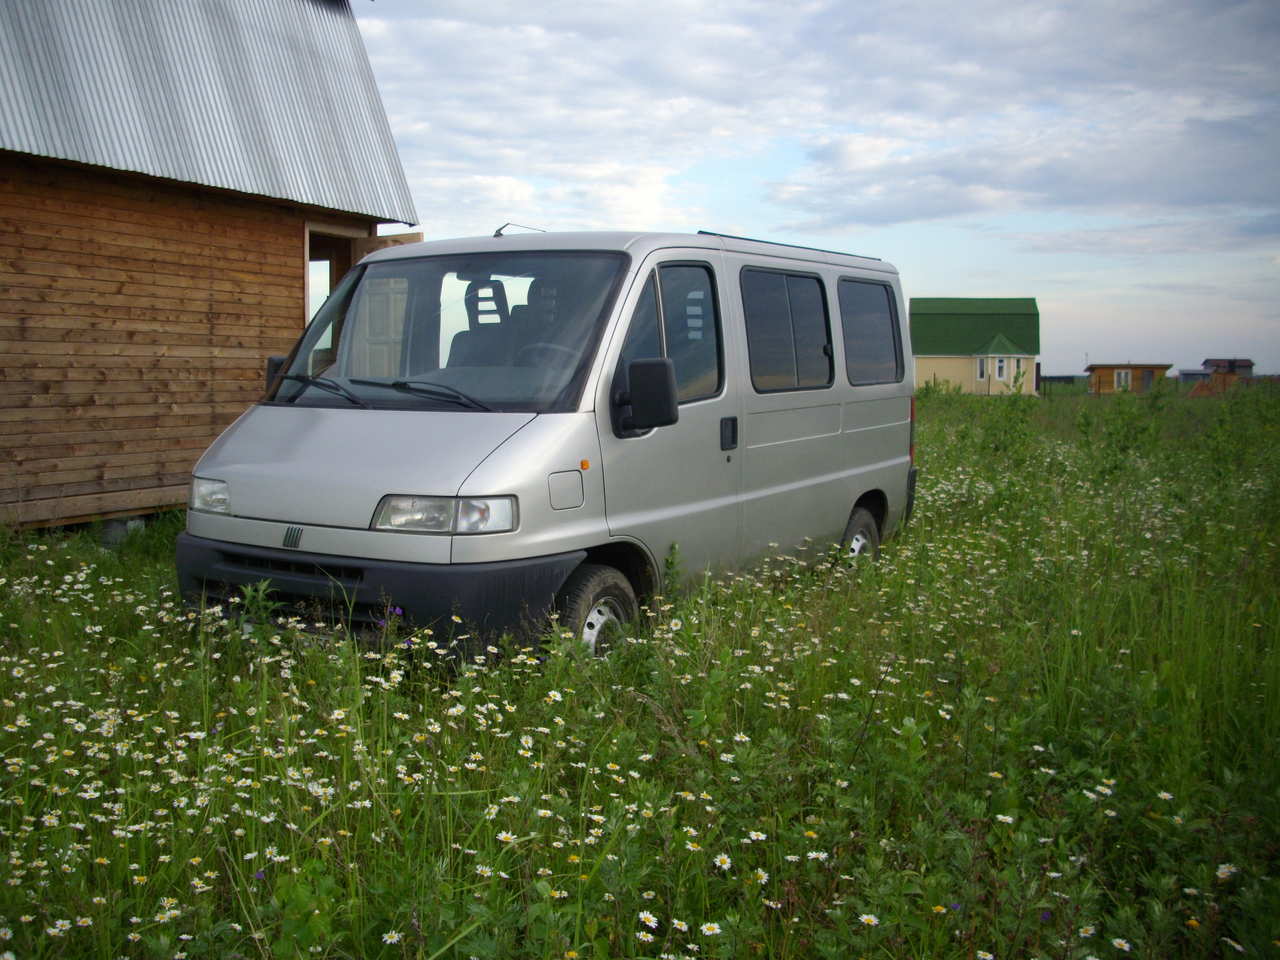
176,231,916,649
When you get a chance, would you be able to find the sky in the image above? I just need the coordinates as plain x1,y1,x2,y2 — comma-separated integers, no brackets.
353,0,1279,375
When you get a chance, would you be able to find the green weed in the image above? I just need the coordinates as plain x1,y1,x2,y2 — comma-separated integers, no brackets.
0,387,1276,958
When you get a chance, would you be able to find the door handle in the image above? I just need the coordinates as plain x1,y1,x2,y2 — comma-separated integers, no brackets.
720,416,738,451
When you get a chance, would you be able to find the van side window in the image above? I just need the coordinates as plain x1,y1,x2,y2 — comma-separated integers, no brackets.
618,273,662,372
660,265,721,402
837,279,903,385
741,269,832,392
618,265,722,403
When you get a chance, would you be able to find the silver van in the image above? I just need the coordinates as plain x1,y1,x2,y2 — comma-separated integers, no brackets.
176,231,916,647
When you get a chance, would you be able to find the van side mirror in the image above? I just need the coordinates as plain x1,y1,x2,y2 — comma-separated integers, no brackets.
265,355,287,393
620,358,679,431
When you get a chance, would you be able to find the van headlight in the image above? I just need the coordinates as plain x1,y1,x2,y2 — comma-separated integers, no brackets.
372,495,517,534
190,477,230,514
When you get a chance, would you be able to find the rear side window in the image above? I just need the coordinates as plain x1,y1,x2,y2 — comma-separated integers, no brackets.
741,268,832,392
838,279,903,385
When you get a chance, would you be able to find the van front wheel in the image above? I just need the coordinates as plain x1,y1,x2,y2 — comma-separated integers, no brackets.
556,563,637,656
841,506,881,560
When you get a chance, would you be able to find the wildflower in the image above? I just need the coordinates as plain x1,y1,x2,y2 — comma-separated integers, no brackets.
932,905,947,914
859,914,879,926
672,919,689,932
1111,938,1131,951
977,952,994,960
1157,791,1173,800
639,911,658,929
382,931,402,944
1079,925,1095,937
497,831,516,843
1215,863,1239,881
700,922,721,936
475,865,493,877
713,853,731,871
753,868,769,885
636,931,655,943
995,814,1014,824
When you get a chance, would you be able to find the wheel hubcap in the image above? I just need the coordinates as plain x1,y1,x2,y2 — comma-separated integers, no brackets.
581,598,624,655
847,532,871,557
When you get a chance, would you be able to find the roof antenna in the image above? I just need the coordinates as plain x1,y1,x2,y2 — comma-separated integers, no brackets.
493,222,547,237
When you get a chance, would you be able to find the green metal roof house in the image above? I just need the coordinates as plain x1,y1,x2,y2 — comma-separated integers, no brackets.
909,298,1040,394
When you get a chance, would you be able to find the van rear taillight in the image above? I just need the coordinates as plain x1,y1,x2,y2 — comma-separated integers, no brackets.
909,396,916,465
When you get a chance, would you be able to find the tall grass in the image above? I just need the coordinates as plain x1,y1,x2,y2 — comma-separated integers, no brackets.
0,386,1276,958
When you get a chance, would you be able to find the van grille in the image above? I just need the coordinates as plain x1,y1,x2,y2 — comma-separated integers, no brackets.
219,550,364,587
198,548,383,626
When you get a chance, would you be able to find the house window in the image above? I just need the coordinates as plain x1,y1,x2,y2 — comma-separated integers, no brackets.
740,268,832,392
996,357,1007,380
977,357,987,380
1115,369,1132,391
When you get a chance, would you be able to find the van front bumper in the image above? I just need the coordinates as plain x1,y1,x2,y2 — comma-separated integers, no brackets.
175,533,585,635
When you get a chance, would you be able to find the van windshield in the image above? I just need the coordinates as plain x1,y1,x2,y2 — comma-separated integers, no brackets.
270,251,628,413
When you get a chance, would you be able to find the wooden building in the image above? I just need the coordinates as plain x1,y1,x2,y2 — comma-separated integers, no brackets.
1085,363,1172,395
0,0,418,526
1182,358,1255,396
909,298,1040,395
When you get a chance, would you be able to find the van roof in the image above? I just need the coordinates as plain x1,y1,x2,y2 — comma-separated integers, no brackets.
362,231,898,275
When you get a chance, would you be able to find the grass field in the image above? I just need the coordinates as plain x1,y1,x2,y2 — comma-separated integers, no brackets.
1,386,1277,959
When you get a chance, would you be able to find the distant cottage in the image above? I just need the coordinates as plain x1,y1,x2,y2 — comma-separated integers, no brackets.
909,298,1040,394
1,0,419,526
1085,363,1171,395
1185,358,1257,397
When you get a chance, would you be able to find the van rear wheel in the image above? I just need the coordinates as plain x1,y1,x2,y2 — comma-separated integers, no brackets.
556,563,637,656
841,506,881,560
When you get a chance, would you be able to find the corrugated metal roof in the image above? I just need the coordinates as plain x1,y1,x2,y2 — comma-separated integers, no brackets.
909,298,1040,356
0,0,417,224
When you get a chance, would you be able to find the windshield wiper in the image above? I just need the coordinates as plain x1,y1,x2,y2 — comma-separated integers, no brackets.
276,374,371,408
349,378,492,411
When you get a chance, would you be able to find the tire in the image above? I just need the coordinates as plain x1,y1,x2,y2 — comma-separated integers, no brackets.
841,506,881,560
555,563,638,656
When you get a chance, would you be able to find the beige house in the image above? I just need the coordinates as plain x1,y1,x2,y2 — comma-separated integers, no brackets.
910,299,1039,395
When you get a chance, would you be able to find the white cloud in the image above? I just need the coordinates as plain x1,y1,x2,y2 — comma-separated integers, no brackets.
355,0,1280,371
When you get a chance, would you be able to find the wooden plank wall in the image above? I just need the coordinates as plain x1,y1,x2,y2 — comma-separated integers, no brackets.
0,153,369,526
